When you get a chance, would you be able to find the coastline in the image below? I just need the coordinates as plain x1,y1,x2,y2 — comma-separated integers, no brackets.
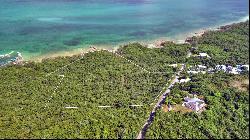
31,45,114,62
2,15,249,63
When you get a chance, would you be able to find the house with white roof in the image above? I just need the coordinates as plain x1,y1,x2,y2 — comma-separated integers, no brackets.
187,70,206,74
182,97,206,112
207,68,215,73
169,64,178,67
242,65,249,71
237,65,249,72
198,53,211,58
197,65,207,71
198,65,207,69
187,71,199,74
179,77,191,83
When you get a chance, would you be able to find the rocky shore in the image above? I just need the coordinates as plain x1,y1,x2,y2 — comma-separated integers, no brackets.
0,51,23,67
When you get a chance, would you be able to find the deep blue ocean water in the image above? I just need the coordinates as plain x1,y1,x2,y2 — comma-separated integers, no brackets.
0,0,249,59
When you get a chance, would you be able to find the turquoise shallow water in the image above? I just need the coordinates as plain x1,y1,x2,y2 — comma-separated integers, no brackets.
0,0,249,60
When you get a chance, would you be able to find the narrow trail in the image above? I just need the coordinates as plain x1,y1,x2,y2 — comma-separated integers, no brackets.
42,49,171,109
45,74,65,108
44,49,150,79
112,51,151,73
136,64,185,139
112,51,170,75
44,48,170,80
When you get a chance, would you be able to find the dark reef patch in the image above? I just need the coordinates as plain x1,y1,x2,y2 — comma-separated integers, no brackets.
63,37,84,46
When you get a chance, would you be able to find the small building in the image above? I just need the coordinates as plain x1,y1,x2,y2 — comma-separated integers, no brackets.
242,65,249,71
201,71,206,74
207,68,215,73
197,65,207,71
198,53,211,58
169,64,178,67
237,65,249,72
215,65,227,72
182,97,206,112
187,71,199,74
179,77,191,83
59,75,65,77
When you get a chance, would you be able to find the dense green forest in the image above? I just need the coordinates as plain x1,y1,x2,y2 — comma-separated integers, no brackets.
0,21,249,139
187,21,249,67
0,43,188,138
117,43,190,72
0,53,162,139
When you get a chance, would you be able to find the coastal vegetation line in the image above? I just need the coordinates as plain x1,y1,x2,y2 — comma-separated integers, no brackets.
0,21,249,139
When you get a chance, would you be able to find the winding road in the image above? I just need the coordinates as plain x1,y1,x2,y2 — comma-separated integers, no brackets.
136,64,185,139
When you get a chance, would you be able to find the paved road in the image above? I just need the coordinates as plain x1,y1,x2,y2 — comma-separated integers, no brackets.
136,64,184,139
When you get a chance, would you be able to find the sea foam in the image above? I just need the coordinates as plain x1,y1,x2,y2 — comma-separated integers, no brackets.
239,15,249,22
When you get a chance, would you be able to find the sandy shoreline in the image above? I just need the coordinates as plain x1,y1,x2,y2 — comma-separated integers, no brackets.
31,45,115,62
5,15,250,63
